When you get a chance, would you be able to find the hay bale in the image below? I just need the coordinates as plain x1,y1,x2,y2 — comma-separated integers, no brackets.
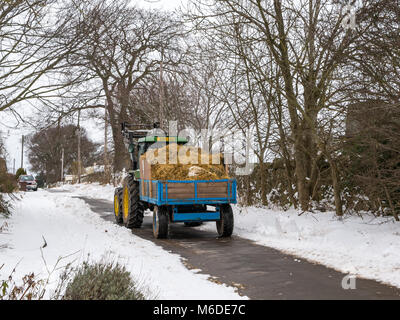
141,144,229,181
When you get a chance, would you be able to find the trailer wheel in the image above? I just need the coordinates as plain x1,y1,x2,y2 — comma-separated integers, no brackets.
153,206,169,239
113,187,123,224
122,176,144,228
216,204,234,237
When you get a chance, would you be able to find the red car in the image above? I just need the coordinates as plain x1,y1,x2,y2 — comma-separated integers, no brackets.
18,175,38,191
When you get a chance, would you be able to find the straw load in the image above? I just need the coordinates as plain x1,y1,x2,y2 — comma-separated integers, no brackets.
140,144,229,181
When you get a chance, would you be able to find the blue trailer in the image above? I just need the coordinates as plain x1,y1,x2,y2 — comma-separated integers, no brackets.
113,123,236,239
139,178,236,238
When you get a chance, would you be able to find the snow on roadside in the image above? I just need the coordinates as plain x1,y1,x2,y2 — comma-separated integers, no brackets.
0,189,245,300
200,206,400,289
57,182,115,202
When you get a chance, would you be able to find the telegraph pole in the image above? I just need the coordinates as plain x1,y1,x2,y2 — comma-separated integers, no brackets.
61,148,64,182
159,48,164,130
77,109,81,184
20,135,24,169
104,106,110,183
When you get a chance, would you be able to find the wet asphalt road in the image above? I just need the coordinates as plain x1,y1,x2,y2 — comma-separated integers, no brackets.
67,193,400,300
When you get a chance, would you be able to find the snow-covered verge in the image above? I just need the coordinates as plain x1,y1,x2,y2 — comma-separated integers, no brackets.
49,183,400,289
57,182,116,202
200,206,400,288
0,189,245,300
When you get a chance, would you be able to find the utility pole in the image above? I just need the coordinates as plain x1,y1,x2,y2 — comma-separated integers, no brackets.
20,135,24,169
159,48,164,131
61,148,64,182
77,109,81,184
104,106,110,184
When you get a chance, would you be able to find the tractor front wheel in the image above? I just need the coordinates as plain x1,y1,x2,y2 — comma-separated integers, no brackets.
153,206,169,239
113,187,123,224
216,204,234,237
122,176,144,228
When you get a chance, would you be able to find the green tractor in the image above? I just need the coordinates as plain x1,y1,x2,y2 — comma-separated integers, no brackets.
113,122,237,239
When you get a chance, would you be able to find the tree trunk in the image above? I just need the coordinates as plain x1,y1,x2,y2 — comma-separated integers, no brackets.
283,158,297,208
245,174,251,206
259,161,268,206
294,135,310,211
110,123,130,173
105,89,130,173
329,158,343,216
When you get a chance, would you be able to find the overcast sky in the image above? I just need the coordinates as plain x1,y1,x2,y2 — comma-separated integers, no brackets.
1,0,185,174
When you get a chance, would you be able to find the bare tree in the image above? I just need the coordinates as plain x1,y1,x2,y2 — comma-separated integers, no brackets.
60,0,184,172
0,0,84,120
27,124,100,183
186,0,375,214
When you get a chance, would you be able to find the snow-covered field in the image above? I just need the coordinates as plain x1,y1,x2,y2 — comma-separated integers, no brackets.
0,187,245,300
58,183,400,289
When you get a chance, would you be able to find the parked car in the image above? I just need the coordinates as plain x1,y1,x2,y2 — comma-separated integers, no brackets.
18,175,38,191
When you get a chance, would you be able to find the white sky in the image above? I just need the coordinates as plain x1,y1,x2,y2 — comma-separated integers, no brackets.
1,0,186,174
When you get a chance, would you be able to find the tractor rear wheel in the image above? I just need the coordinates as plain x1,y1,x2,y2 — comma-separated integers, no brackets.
216,204,234,237
153,206,169,239
113,187,123,224
122,176,144,228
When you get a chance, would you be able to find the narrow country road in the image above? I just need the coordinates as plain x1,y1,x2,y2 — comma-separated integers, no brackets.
67,192,400,300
